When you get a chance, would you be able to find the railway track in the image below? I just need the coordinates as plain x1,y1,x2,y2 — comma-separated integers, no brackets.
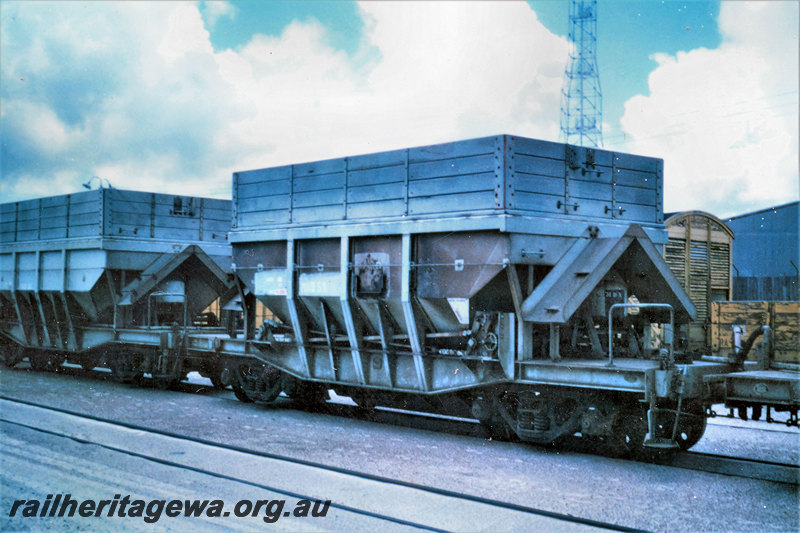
367,407,799,485
5,363,798,486
675,452,799,485
311,399,800,485
0,395,639,532
303,397,800,483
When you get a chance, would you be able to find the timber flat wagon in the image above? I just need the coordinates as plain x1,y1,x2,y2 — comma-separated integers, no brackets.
663,211,799,424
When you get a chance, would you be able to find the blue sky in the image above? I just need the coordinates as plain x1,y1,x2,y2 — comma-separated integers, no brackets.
1,1,797,218
199,0,723,146
201,0,365,55
531,0,721,143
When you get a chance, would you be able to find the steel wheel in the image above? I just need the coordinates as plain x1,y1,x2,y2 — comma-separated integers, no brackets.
255,364,282,402
80,353,102,371
28,350,51,372
232,380,254,403
476,392,517,441
231,362,257,402
483,414,515,441
663,401,707,451
350,390,378,410
209,369,225,389
284,377,328,409
2,344,25,368
232,363,282,403
109,353,144,384
606,407,648,458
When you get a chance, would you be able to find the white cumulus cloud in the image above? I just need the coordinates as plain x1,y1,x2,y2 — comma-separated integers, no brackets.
200,0,236,28
618,1,799,217
2,0,795,220
1,1,568,202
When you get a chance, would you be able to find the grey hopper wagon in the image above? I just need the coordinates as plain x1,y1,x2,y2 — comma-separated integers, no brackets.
229,134,730,455
0,188,235,384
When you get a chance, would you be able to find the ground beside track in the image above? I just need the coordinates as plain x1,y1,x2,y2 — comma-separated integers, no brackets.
2,401,610,533
2,421,401,533
694,415,799,466
1,364,798,533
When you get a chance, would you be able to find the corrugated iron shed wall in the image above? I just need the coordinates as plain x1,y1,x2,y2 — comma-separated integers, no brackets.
726,201,799,300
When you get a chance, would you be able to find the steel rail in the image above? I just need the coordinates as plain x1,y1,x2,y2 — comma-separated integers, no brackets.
9,361,798,489
674,451,799,485
0,394,641,533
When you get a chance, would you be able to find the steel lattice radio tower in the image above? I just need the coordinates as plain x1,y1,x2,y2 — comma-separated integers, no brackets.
560,0,603,148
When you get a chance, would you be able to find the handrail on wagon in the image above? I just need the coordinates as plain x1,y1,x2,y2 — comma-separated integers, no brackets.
607,303,674,367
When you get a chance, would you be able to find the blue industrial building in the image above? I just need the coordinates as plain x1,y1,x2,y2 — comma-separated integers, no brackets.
727,201,799,301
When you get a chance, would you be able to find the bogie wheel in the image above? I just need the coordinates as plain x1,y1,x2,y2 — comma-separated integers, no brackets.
663,401,707,451
232,383,254,403
231,363,282,403
350,390,378,410
256,364,282,402
606,406,648,459
475,393,517,441
28,350,52,372
80,354,102,371
231,362,256,402
2,344,25,368
109,353,144,384
284,377,329,410
483,414,515,441
209,368,225,389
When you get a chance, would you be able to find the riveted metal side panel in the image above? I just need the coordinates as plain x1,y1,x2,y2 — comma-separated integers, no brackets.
510,136,661,225
233,136,504,232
